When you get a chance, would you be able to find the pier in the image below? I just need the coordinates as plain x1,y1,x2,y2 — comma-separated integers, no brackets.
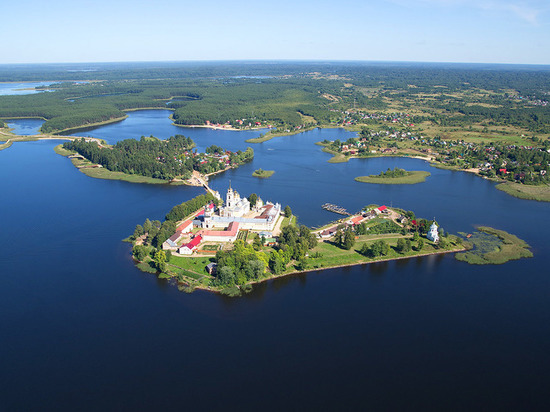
322,203,351,216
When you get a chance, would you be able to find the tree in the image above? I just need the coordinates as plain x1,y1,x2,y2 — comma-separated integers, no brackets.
132,244,148,261
284,205,292,217
133,224,144,239
217,266,236,286
143,218,152,234
413,231,420,242
252,234,262,251
296,258,308,271
248,193,258,207
153,250,167,272
355,222,367,235
269,252,285,275
396,238,406,253
342,229,355,250
248,260,265,279
417,238,424,251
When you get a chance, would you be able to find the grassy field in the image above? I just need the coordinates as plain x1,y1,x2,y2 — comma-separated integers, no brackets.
355,170,430,184
252,169,275,178
303,234,464,271
168,255,214,276
455,226,532,264
495,182,550,202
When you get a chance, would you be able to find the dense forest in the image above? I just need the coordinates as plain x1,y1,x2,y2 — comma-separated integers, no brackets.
1,61,548,143
63,135,254,180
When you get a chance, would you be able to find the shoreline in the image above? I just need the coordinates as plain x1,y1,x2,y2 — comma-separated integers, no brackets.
191,246,466,294
52,115,129,135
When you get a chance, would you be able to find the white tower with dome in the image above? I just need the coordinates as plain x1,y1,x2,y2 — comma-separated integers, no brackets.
427,220,439,243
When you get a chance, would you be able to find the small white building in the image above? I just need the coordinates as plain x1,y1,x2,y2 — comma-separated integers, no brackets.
427,222,439,243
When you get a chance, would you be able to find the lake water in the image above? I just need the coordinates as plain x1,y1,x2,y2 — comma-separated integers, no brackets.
0,81,53,95
1,110,550,411
5,118,45,135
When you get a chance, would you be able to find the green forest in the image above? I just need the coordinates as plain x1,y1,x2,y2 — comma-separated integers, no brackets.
63,135,254,180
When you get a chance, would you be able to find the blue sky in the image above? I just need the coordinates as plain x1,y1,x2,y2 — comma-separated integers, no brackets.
2,0,549,64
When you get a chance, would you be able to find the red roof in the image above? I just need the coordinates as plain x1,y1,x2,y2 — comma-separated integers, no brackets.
351,216,363,225
199,222,239,237
183,235,202,250
377,205,387,212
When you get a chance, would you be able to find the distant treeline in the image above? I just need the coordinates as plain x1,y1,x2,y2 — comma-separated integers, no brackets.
1,62,549,135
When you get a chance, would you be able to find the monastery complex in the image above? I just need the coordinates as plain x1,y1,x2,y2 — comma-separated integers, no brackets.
163,185,282,255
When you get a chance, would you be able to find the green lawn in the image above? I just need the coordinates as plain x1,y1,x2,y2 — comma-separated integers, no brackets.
306,235,457,270
168,255,214,276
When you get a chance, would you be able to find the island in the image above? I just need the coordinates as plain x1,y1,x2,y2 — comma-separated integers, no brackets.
355,167,430,184
56,135,254,185
252,168,275,178
127,187,478,296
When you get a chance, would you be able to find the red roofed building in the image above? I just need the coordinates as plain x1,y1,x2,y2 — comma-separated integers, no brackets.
177,220,193,233
199,222,240,243
348,215,363,226
178,235,203,255
375,205,388,214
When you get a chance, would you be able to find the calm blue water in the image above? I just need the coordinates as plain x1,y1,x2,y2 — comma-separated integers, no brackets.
0,81,53,95
6,118,45,135
1,111,550,411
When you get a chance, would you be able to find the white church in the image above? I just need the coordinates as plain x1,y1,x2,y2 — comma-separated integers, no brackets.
427,221,439,243
201,184,282,233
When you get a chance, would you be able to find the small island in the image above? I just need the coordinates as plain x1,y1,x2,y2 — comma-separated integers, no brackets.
456,226,533,264
355,167,430,184
252,168,275,178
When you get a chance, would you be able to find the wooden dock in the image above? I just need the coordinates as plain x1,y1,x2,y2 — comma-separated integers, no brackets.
322,203,351,216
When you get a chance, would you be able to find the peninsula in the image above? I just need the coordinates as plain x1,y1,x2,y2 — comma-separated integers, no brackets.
55,135,254,186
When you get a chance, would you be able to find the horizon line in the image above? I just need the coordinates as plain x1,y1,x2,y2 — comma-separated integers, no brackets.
1,59,550,68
